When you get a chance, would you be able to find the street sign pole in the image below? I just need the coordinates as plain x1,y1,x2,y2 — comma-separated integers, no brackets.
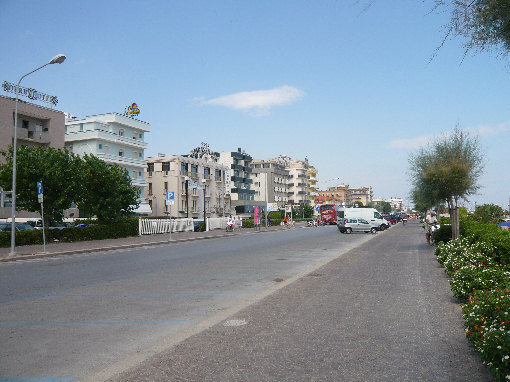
37,182,46,253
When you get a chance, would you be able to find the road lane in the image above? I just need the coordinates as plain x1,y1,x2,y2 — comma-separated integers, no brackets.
0,225,375,380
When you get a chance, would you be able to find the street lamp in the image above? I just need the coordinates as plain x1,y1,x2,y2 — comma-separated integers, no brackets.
10,54,66,256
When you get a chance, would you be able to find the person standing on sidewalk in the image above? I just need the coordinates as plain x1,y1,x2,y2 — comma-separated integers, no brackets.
425,211,438,245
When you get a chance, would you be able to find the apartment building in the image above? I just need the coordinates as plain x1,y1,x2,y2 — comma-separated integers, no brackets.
282,156,311,206
0,95,66,217
145,144,230,218
251,157,290,207
218,148,254,214
65,112,151,214
307,165,319,204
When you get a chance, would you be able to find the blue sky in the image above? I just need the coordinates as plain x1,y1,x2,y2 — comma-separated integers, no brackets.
1,0,509,209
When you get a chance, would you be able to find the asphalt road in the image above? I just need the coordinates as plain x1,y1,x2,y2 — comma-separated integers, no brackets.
0,224,375,381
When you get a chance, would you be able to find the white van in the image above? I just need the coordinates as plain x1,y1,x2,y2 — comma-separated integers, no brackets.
335,207,390,231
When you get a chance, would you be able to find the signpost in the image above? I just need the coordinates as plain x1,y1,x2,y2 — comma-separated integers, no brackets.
37,181,46,253
165,191,174,240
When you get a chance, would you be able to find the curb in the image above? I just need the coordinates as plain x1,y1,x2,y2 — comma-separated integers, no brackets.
0,232,236,263
0,224,308,263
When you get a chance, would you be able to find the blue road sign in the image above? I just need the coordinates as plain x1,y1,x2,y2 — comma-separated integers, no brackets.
37,181,43,195
166,191,174,200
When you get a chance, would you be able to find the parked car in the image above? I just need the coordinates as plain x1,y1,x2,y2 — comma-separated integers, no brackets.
0,222,36,232
31,220,71,230
337,218,377,234
383,215,396,225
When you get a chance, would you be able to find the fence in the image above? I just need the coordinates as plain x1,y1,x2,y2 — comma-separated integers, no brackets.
138,218,194,235
207,217,228,231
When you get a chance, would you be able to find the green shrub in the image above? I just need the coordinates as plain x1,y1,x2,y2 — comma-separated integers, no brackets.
0,218,139,247
463,221,510,265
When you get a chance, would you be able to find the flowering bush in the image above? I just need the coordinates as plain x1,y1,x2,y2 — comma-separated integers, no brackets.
463,286,510,380
451,265,510,301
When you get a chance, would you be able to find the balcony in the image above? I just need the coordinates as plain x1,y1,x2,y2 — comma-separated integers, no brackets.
190,171,199,179
180,170,189,176
17,129,51,145
65,127,148,149
95,153,146,168
215,176,222,182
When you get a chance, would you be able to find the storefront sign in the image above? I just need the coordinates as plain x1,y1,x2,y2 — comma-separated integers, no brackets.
124,102,140,116
3,81,58,106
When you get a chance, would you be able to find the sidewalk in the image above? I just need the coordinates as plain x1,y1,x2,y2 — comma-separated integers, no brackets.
0,222,304,262
108,220,494,382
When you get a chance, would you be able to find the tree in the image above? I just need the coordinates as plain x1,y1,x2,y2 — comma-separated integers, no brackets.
374,201,391,214
470,203,505,224
409,128,484,239
77,154,139,223
0,146,80,225
432,0,510,58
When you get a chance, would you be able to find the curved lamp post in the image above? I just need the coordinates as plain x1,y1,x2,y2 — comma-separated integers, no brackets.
10,54,66,256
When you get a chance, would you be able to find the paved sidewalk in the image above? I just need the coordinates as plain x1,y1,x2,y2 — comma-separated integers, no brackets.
108,220,494,382
0,222,304,262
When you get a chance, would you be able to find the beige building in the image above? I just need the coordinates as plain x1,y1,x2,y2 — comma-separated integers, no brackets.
0,95,65,217
145,144,231,219
0,95,65,156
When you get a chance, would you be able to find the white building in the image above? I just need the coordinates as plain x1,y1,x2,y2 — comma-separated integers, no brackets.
65,112,151,214
251,157,290,207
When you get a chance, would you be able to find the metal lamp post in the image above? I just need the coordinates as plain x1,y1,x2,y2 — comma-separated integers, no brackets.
10,54,66,256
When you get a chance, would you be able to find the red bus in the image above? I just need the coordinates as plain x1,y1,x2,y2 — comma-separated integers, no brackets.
319,204,338,225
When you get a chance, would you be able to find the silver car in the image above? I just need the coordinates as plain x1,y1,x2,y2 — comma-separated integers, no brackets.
337,218,377,234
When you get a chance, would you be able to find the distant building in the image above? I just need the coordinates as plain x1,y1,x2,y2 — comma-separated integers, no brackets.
145,143,230,218
218,148,255,214
65,112,151,215
251,157,290,207
316,184,373,206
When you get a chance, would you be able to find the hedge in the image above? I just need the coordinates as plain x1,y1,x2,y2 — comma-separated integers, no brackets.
0,218,139,247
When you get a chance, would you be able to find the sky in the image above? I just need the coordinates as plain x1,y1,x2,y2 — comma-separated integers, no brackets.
1,0,509,210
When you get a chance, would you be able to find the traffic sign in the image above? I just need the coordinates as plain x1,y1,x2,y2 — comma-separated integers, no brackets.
166,191,174,200
37,181,43,195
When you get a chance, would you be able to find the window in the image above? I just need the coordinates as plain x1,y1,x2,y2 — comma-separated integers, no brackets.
103,145,109,154
162,162,170,174
147,163,154,174
139,133,143,139
164,182,168,191
119,128,124,136
204,167,210,179
181,199,187,211
132,170,137,179
148,183,152,195
118,149,124,157
22,120,29,129
98,144,103,150
79,124,83,132
139,152,143,158
134,151,138,159
215,169,222,181
181,162,188,175
191,164,198,177
192,200,197,211
138,171,142,177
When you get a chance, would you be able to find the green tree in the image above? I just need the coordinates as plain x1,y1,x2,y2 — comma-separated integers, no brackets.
77,154,139,223
0,146,80,225
409,128,484,240
432,0,510,58
470,203,505,224
374,201,391,214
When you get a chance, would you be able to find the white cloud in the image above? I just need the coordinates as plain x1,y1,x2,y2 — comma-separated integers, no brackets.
387,134,435,150
198,85,305,113
465,123,510,137
387,122,509,150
